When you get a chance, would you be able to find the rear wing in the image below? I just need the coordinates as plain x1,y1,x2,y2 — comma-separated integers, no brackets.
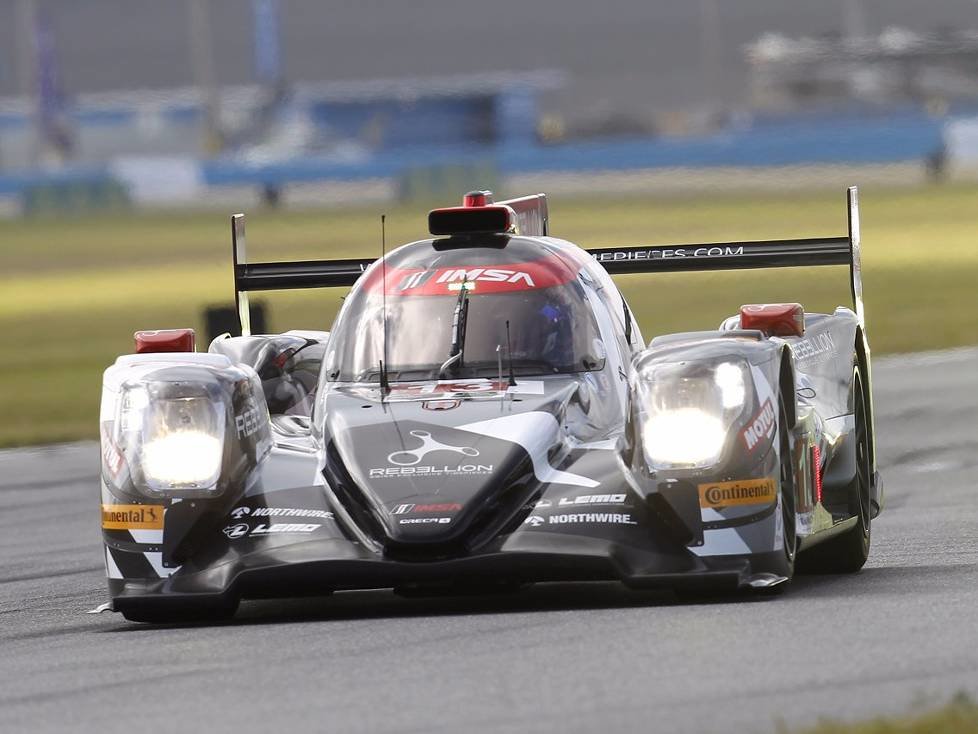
231,187,862,336
590,187,864,325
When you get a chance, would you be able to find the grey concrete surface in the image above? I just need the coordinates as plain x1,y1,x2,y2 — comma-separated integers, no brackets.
1,348,976,734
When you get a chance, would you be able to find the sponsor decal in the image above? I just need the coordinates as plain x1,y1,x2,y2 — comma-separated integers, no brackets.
235,406,261,438
366,256,577,296
545,513,638,525
591,246,745,262
230,506,334,520
369,465,494,478
557,493,627,507
790,332,836,365
698,478,777,509
223,523,249,539
398,517,452,525
223,522,321,539
101,504,164,530
436,268,534,287
392,503,462,515
387,430,479,467
523,515,546,527
742,398,776,451
100,428,125,479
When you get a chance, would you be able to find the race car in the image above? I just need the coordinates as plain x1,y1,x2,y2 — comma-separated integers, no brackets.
98,187,882,622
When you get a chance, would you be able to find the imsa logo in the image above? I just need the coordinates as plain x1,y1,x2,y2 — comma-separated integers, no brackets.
435,268,535,287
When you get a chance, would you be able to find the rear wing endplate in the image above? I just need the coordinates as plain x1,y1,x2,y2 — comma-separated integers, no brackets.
231,215,375,336
231,187,863,336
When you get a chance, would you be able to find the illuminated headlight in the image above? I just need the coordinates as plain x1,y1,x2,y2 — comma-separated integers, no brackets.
116,387,227,493
643,409,727,467
139,397,225,491
102,361,271,498
636,360,751,470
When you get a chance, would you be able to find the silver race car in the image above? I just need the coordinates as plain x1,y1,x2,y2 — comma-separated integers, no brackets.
98,187,881,622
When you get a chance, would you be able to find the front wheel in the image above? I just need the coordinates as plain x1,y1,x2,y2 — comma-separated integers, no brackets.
796,366,871,574
749,391,797,597
769,393,797,585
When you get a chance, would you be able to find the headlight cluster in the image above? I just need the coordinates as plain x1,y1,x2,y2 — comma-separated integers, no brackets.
634,360,752,470
135,395,225,491
101,358,271,498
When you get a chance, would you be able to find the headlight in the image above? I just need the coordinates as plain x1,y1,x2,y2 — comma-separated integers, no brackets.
139,397,225,491
102,358,271,498
643,409,727,467
635,360,751,470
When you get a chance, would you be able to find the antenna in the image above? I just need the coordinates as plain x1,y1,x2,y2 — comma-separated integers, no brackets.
379,215,390,395
496,345,503,387
496,344,506,408
505,320,517,387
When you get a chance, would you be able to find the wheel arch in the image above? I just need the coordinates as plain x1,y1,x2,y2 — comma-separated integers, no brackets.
853,326,875,470
853,324,881,515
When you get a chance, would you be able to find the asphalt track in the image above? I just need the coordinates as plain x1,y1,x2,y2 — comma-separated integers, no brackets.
1,348,976,734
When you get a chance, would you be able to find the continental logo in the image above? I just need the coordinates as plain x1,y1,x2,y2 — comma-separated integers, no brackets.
101,504,164,530
698,478,777,509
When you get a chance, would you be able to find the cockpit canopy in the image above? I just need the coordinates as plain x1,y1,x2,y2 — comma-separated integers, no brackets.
324,237,605,383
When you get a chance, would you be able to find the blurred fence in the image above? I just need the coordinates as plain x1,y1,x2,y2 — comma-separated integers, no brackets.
1,80,976,215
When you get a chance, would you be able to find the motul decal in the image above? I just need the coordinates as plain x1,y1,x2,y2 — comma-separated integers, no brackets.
742,399,776,450
100,435,124,479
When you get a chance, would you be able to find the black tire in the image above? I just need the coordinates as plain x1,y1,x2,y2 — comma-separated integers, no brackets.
779,393,797,572
681,392,797,600
763,393,797,591
796,366,871,574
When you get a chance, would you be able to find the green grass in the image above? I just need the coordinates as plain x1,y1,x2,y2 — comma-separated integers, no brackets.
785,694,978,733
1,183,975,446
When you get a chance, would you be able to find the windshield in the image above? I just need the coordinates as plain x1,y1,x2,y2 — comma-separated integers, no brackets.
325,259,605,382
